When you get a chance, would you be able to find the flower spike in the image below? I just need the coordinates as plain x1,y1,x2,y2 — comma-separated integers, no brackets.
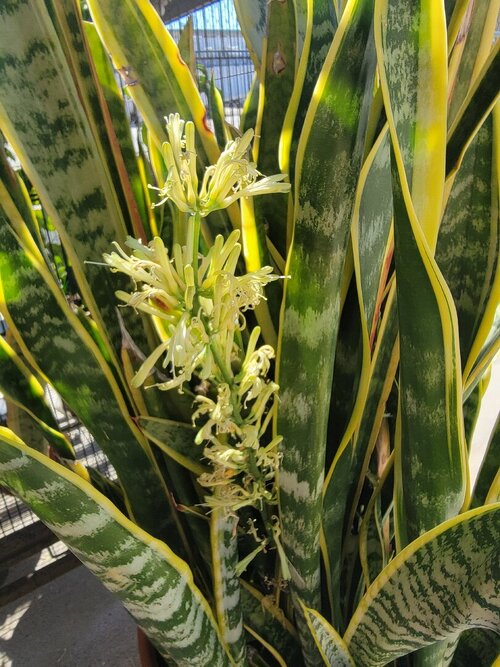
106,115,287,524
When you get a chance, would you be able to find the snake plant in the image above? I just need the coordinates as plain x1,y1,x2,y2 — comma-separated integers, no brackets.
0,0,499,665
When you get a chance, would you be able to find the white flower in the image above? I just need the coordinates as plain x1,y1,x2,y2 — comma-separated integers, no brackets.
197,469,276,512
193,383,239,443
149,115,198,213
150,114,291,216
237,327,276,405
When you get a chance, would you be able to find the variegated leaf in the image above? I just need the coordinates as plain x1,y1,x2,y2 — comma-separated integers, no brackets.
0,428,232,667
464,311,500,400
462,380,482,450
87,0,238,236
83,20,153,239
211,511,246,665
322,125,395,624
3,390,48,457
0,0,137,359
283,0,338,183
390,148,468,546
375,0,447,250
352,128,393,342
445,0,467,28
240,74,260,135
209,75,230,150
0,194,182,546
253,0,295,257
47,0,147,244
446,43,500,176
446,0,470,49
345,504,500,667
178,16,196,79
322,287,398,630
452,628,500,667
437,110,499,379
472,413,499,508
321,130,394,621
86,0,218,167
240,581,303,666
232,0,267,72
301,604,355,666
0,334,74,459
277,0,376,659
326,279,366,468
137,416,206,476
448,0,499,126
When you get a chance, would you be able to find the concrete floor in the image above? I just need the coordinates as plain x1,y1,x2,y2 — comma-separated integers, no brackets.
0,566,140,666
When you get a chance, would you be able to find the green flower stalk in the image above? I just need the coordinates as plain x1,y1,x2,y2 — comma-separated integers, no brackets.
105,115,290,519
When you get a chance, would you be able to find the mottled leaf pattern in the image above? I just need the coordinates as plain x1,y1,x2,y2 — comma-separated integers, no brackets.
0,335,74,459
448,0,499,126
0,1,497,665
352,128,392,339
322,287,398,629
83,20,152,238
437,111,499,376
345,504,500,666
138,416,206,475
375,0,447,249
286,0,339,182
452,628,500,667
391,151,467,547
301,604,355,666
87,0,219,167
211,511,246,665
0,0,133,357
277,0,376,660
253,0,295,257
0,198,179,545
0,429,231,667
240,582,303,666
446,44,500,176
278,0,376,619
233,0,267,71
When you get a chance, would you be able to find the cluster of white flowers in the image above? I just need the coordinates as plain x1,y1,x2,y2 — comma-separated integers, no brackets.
105,114,289,515
193,327,282,511
150,114,289,217
104,231,278,394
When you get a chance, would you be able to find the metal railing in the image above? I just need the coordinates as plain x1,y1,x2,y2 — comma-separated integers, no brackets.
167,0,254,127
0,387,115,539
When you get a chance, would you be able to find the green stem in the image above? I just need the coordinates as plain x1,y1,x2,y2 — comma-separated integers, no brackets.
208,339,243,423
191,211,201,287
209,340,233,385
172,208,188,246
235,328,244,357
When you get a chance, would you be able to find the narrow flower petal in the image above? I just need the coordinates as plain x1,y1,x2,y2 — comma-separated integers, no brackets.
132,340,170,387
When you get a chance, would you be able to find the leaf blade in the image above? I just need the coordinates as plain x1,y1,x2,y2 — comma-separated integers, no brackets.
0,427,232,667
301,603,355,667
278,0,376,614
345,504,500,667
